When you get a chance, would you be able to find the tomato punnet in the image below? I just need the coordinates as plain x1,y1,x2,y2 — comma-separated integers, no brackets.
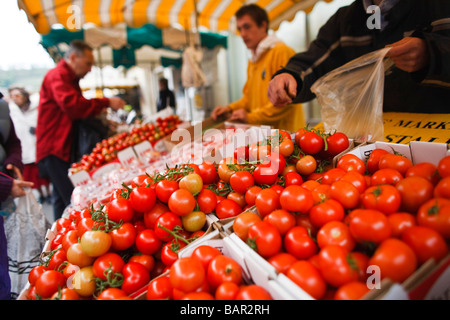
170,257,206,293
286,260,327,300
107,197,135,223
146,275,173,300
235,285,273,300
196,188,217,214
229,170,255,195
330,180,360,210
215,198,243,219
255,188,280,217
168,189,196,217
337,154,366,175
92,252,125,281
309,198,345,228
207,254,243,289
317,220,355,252
247,221,282,258
387,212,417,238
395,176,434,213
155,179,179,203
280,185,314,214
129,186,156,213
378,153,413,176
154,211,183,241
348,209,392,245
232,211,262,241
284,226,318,260
121,262,151,295
215,282,240,300
368,238,417,283
366,148,389,174
361,184,402,215
334,281,370,300
326,132,349,156
299,131,325,155
417,198,450,239
135,229,162,255
80,230,112,257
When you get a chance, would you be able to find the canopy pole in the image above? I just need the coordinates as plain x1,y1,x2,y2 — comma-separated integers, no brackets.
96,47,105,97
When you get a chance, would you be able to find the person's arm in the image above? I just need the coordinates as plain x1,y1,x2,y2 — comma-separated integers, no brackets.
3,120,23,176
0,175,13,203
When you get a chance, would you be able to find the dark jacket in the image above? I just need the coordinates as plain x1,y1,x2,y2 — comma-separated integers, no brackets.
277,0,450,113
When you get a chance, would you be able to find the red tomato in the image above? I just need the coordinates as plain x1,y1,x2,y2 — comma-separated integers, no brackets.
378,153,413,176
107,197,135,223
255,188,280,217
263,209,296,235
215,282,240,300
92,252,125,281
252,161,279,186
28,266,48,286
235,285,272,300
168,189,196,217
191,245,222,270
299,131,325,155
135,229,162,255
438,155,450,178
284,226,318,260
207,255,243,288
232,211,262,241
196,188,217,214
366,148,389,174
110,222,137,251
284,171,303,187
155,180,179,203
330,180,360,210
370,168,403,186
309,198,345,228
96,288,128,300
402,226,449,265
334,282,370,300
143,201,169,229
229,170,255,194
160,239,186,267
286,260,327,300
361,184,402,215
434,176,450,199
395,176,434,213
417,198,450,239
321,168,346,185
268,252,297,275
154,211,183,242
368,238,417,283
405,162,440,185
121,262,151,295
215,198,243,219
146,275,172,300
234,146,250,163
387,212,416,238
61,229,79,252
280,185,314,214
296,155,318,176
247,221,282,258
244,186,262,206
316,220,355,252
170,257,206,293
340,171,367,194
182,291,215,300
47,248,67,271
348,209,392,245
129,254,155,273
336,154,366,175
51,287,80,300
35,270,66,299
326,132,350,156
129,186,156,213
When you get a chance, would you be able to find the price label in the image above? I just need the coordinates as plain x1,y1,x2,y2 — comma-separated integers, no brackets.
133,140,154,161
117,146,139,167
69,170,92,187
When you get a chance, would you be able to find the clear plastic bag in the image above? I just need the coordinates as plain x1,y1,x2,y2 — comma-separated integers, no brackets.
311,48,393,142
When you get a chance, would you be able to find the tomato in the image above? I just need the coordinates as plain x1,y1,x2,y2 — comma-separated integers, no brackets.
146,275,172,300
368,238,417,283
278,138,295,157
179,173,204,195
51,287,80,300
80,230,112,257
378,153,413,176
286,260,327,300
227,191,246,208
401,226,448,265
301,179,321,192
280,185,314,214
107,197,135,223
284,226,318,260
387,212,416,238
252,161,279,186
182,291,215,300
334,281,370,300
235,285,272,300
232,211,262,241
198,161,219,184
129,186,156,213
337,154,365,175
92,252,125,281
438,155,450,178
182,211,206,232
243,185,261,205
340,171,367,194
366,148,389,174
28,265,48,286
234,145,250,163
284,171,303,187
417,198,450,239
229,170,254,194
109,222,137,251
97,288,128,300
191,245,222,271
370,168,403,186
361,184,401,215
326,132,349,156
255,188,280,217
268,252,297,275
76,217,95,237
207,254,242,289
168,189,196,217
72,266,96,297
47,248,67,272
263,209,296,235
215,198,243,219
247,221,282,258
196,188,217,213
155,179,179,203
311,184,331,203
330,180,360,210
348,209,392,245
317,221,355,252
395,176,434,213
215,282,240,300
294,127,308,146
154,211,183,241
61,229,79,252
406,162,440,186
121,262,151,295
309,199,345,228
66,242,95,267
321,168,346,185
143,201,169,229
128,253,155,272
434,176,450,199
56,217,72,232
170,257,206,293
249,142,271,161
299,131,325,155
135,229,162,255
218,157,238,183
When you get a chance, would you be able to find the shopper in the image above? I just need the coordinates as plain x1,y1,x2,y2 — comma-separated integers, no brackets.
157,78,176,112
8,87,51,204
210,4,305,132
267,0,450,114
0,93,34,300
36,40,126,220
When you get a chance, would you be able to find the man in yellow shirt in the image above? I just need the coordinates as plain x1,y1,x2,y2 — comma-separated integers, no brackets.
211,4,305,133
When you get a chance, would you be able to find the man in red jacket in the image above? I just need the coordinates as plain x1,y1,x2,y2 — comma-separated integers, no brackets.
36,40,125,220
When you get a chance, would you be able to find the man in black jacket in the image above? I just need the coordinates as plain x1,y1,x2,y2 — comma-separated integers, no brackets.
268,0,450,114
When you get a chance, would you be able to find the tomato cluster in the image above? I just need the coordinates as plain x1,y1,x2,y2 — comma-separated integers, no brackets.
70,115,182,173
232,147,450,300
146,245,273,300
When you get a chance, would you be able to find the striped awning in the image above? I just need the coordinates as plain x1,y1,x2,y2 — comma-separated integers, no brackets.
18,0,334,35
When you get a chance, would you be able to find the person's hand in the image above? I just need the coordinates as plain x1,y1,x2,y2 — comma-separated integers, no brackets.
211,106,231,120
10,179,33,198
6,163,23,180
385,37,430,73
268,73,297,107
108,97,126,111
229,109,248,123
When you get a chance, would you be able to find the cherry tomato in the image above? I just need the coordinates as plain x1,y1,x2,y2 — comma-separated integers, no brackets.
247,221,282,258
143,201,169,229
51,287,80,300
66,242,95,268
280,185,314,214
80,230,112,257
155,180,179,203
405,162,440,186
160,239,187,267
438,155,450,178
299,131,325,155
129,254,155,273
196,188,217,214
191,245,222,270
252,161,279,186
244,186,262,206
107,197,135,223
334,281,370,300
146,275,172,300
330,180,360,210
182,211,207,232
268,252,297,275
284,226,318,260
229,170,255,194
370,168,403,186
135,229,162,255
263,209,296,235
215,282,240,300
154,211,183,242
378,153,413,176
232,211,262,241
434,176,450,199
215,198,243,219
336,154,365,175
168,189,196,217
255,188,280,217
179,173,204,195
387,212,416,238
198,161,219,184
284,171,303,187
72,266,96,297
129,186,156,213
417,198,450,239
28,265,48,286
366,148,389,174
326,132,349,156
92,252,125,281
97,288,128,300
207,254,243,289
121,262,151,295
170,257,206,293
109,222,137,251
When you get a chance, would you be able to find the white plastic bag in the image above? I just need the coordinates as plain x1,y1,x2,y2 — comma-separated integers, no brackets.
311,48,393,142
4,189,50,299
